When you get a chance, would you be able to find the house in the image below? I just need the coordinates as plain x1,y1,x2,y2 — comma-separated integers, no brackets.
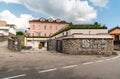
109,26,120,50
29,17,69,37
25,17,69,49
0,20,16,41
47,24,113,56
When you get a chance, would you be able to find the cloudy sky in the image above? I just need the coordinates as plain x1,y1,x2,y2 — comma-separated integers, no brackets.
0,0,119,30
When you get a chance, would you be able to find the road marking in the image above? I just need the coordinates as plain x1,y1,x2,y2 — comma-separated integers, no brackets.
95,60,104,63
38,68,57,73
105,58,111,61
62,65,78,69
2,74,26,79
110,55,120,60
83,62,93,65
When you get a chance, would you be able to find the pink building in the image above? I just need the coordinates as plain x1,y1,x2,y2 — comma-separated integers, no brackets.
29,17,69,37
24,17,69,49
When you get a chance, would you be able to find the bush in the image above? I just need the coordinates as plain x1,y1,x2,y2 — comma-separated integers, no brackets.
38,43,43,49
25,36,49,38
16,31,24,35
51,23,108,37
21,41,25,49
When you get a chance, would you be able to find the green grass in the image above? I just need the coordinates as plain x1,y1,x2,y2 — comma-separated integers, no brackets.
25,36,49,38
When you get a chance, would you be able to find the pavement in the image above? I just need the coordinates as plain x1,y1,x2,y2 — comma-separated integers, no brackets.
0,41,120,79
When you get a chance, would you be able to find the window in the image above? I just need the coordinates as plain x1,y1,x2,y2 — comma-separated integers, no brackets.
115,35,119,40
55,26,57,30
32,25,35,29
38,32,41,36
38,25,40,30
62,33,64,36
66,31,68,36
44,25,46,30
32,33,34,36
49,33,52,36
50,26,52,30
44,33,46,36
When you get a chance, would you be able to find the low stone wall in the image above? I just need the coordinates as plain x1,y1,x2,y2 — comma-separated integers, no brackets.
0,36,8,42
63,38,113,56
8,37,21,52
47,39,57,51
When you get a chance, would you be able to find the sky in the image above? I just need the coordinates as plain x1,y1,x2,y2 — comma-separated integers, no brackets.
0,0,119,30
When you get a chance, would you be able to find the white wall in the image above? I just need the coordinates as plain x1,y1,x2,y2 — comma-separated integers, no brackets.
0,25,16,36
51,29,109,39
9,27,16,35
69,29,108,35
24,37,48,49
0,26,9,36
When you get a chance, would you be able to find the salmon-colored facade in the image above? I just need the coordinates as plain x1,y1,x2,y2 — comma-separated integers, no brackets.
109,26,120,40
109,26,120,50
29,17,69,37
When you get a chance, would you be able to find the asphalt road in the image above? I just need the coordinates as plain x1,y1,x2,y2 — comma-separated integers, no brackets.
1,52,120,79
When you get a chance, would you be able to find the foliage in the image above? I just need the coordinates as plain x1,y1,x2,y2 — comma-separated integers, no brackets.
51,22,108,37
25,36,49,38
38,43,43,49
16,31,24,35
21,37,25,49
21,44,25,49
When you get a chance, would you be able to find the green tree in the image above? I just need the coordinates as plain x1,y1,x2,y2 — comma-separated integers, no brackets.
16,31,24,35
94,22,99,26
69,22,73,26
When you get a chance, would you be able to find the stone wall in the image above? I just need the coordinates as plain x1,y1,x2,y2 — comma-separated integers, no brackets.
63,38,113,56
8,36,21,52
47,39,57,51
0,36,8,42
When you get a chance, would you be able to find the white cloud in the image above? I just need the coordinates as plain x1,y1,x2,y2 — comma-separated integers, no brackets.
0,0,20,4
89,0,109,7
0,0,109,24
0,10,35,29
0,0,98,23
22,0,97,23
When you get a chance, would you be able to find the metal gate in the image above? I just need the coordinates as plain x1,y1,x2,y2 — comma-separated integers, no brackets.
56,40,63,52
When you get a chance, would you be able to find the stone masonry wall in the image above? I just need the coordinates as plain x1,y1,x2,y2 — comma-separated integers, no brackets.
8,36,21,52
63,38,113,56
47,39,57,51
0,36,8,42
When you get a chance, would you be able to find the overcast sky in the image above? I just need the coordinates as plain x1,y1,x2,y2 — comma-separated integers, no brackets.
0,0,119,30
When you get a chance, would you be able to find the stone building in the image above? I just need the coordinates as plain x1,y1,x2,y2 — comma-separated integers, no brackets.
109,26,120,50
47,25,113,56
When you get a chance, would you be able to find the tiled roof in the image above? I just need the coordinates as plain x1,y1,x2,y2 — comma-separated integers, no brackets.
108,26,120,33
29,18,69,24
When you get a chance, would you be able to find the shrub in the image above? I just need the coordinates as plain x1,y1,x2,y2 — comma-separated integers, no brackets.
38,43,43,49
51,23,108,37
21,40,25,49
16,31,24,35
25,36,49,38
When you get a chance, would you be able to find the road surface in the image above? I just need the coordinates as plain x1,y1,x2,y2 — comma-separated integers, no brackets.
0,41,120,79
1,53,120,79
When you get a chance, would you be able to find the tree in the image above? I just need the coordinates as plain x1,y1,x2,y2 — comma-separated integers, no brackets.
94,22,99,26
16,31,24,35
69,22,73,26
